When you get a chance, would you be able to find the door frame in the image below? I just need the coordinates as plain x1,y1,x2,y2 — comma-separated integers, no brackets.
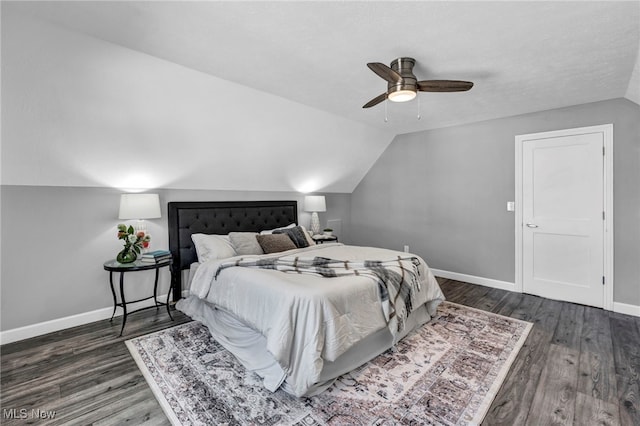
514,124,614,310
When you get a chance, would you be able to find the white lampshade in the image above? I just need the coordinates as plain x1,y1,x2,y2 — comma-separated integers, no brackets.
118,194,161,220
304,195,326,213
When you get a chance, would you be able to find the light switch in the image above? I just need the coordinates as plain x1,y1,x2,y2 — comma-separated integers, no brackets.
507,201,515,212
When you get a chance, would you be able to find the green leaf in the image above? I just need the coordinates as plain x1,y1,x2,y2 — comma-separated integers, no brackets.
127,225,134,234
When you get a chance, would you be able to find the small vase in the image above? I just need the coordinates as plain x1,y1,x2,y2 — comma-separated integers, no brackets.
116,247,137,264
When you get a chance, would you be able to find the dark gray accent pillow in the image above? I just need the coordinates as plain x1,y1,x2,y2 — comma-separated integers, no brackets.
256,234,297,254
273,226,310,248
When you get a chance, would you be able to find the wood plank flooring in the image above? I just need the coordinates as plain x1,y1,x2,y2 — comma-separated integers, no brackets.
1,309,191,425
1,279,639,425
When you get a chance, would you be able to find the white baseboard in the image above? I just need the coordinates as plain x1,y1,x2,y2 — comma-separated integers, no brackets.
433,269,640,318
3,276,638,345
613,302,640,317
0,294,170,345
431,269,517,292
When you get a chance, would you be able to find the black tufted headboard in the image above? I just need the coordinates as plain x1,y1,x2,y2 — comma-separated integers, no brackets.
168,200,298,301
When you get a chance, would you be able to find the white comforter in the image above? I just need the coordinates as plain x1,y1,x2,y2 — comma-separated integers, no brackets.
188,243,444,396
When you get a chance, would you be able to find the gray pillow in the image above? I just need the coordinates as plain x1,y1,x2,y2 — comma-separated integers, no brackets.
228,232,264,255
256,234,297,254
273,226,310,248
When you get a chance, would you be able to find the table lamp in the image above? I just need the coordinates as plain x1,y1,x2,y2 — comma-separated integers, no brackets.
304,195,326,235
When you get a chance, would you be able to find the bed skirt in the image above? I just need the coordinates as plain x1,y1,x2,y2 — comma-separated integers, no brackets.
176,295,440,397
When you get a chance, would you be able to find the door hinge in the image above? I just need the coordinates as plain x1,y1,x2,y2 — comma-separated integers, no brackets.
602,276,605,285
602,211,605,220
603,146,605,156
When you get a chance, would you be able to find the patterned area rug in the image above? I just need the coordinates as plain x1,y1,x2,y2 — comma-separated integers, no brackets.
126,302,531,425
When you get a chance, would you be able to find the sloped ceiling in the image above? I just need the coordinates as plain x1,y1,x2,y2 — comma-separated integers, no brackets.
9,1,639,135
2,10,395,193
2,1,638,194
626,43,640,105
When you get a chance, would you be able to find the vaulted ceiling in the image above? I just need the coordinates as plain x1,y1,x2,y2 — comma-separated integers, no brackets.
10,1,640,135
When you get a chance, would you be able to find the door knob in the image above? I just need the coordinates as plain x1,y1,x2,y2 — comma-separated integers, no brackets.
526,223,538,228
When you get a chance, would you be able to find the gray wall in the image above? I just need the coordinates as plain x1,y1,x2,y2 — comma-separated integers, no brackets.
2,98,637,332
0,186,350,331
350,98,640,306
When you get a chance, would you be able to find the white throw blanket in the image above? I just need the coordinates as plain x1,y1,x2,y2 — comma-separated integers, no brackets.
214,254,423,334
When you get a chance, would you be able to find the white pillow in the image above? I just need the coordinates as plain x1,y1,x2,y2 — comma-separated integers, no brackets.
259,223,296,235
191,234,237,263
299,225,316,247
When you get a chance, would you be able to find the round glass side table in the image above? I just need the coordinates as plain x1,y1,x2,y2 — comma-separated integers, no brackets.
103,258,173,336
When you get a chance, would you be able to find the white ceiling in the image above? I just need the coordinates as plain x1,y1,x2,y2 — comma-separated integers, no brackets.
8,1,640,135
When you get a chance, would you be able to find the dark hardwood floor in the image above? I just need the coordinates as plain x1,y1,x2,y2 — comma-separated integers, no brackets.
439,279,640,426
1,308,191,425
1,279,639,425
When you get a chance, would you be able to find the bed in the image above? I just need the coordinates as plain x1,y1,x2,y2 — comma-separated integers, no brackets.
168,200,444,397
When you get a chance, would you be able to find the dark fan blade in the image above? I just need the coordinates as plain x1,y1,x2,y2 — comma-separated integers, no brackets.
362,93,387,108
417,80,474,92
367,63,402,83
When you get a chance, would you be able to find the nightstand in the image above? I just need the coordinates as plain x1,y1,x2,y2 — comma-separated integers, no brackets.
312,235,338,244
103,258,173,335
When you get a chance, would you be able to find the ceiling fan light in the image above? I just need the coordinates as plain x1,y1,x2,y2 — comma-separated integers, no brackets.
388,89,416,103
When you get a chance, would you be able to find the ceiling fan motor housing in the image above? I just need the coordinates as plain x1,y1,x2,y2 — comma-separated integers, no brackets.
388,57,418,95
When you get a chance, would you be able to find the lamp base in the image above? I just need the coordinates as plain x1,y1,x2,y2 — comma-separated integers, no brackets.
310,212,321,235
134,220,147,234
135,220,150,253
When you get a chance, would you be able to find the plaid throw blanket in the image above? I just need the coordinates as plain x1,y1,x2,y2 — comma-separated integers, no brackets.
214,255,423,335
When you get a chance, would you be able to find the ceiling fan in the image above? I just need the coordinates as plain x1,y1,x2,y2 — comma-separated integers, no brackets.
363,57,473,108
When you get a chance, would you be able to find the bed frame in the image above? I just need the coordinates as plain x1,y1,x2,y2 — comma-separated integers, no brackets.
167,200,298,302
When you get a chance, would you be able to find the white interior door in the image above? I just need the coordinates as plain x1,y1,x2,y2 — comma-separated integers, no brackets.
520,129,605,307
